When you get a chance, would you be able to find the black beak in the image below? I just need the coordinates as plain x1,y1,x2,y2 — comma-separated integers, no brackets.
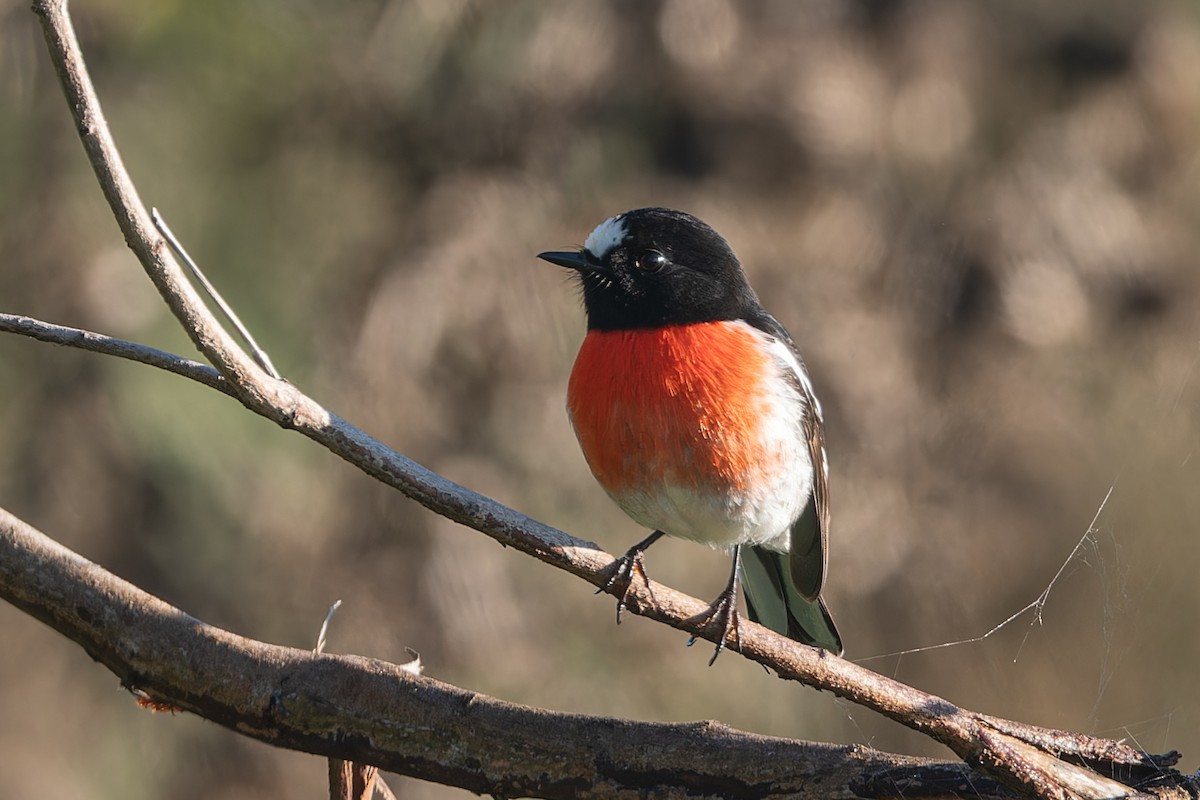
537,250,595,272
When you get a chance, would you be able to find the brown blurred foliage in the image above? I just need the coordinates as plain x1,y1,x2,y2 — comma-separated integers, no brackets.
3,1,1200,797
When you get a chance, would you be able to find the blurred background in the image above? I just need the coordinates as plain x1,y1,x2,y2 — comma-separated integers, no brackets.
2,0,1199,797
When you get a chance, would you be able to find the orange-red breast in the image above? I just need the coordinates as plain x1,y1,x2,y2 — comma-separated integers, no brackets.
539,207,842,660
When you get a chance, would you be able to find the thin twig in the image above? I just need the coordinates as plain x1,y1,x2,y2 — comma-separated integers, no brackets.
0,313,232,396
152,208,281,379
315,600,342,655
857,484,1117,664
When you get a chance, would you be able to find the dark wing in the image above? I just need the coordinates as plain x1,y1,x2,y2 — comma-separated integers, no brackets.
745,311,829,600
741,545,842,652
791,393,829,599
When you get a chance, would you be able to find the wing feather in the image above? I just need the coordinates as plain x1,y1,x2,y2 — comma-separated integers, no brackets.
744,311,829,600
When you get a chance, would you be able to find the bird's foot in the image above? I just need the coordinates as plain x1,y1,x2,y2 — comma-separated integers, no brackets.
597,531,664,623
598,546,655,624
688,583,743,666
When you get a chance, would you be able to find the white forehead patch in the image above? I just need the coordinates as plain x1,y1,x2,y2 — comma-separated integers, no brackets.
582,214,629,261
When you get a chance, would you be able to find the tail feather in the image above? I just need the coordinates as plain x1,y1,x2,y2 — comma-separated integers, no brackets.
740,545,842,654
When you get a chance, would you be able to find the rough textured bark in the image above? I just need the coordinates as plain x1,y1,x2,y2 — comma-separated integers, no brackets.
2,506,1120,800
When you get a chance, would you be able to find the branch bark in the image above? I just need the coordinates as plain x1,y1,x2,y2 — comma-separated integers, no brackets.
0,505,1038,799
0,313,232,395
5,1,1188,798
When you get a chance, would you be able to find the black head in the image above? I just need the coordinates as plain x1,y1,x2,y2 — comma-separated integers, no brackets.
538,207,763,331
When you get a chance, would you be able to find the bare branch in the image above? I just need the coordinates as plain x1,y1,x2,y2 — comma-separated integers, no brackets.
0,313,232,396
151,208,281,379
31,0,282,404
0,504,1067,800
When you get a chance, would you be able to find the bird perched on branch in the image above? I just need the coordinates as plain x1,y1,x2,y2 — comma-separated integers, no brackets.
539,207,841,662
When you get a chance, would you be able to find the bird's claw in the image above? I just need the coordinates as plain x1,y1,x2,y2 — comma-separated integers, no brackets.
687,585,743,665
597,547,657,623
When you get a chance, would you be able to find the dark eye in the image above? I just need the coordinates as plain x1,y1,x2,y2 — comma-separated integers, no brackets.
635,249,669,273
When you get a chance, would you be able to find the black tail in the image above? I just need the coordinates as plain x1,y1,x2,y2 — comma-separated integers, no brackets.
740,545,842,654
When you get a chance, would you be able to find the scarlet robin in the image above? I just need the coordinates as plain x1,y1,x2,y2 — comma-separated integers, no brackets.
539,207,842,661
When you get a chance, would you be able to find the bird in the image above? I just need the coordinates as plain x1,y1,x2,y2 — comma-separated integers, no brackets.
538,207,842,662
